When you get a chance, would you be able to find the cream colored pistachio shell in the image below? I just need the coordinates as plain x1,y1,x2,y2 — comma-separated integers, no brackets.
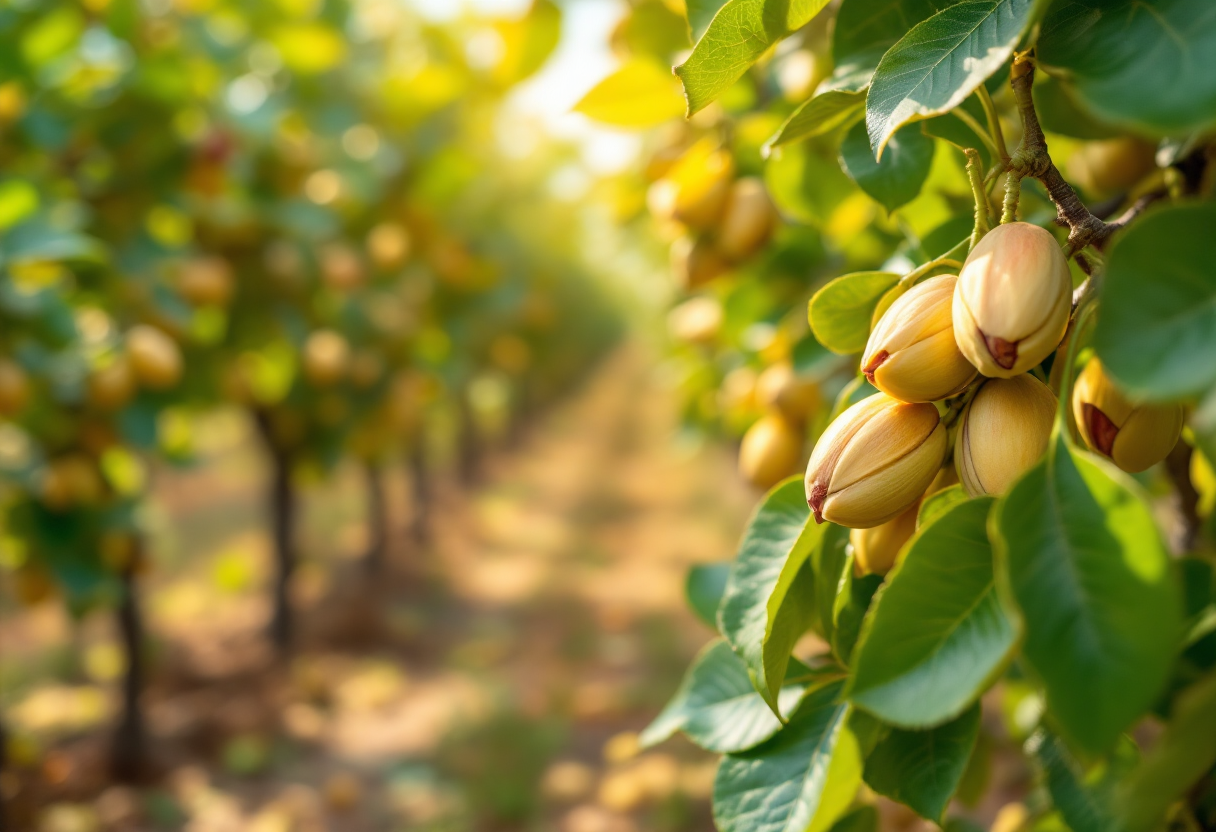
1071,358,1183,473
718,177,777,261
805,394,946,528
861,275,977,403
955,375,1056,497
850,499,919,576
953,223,1071,378
740,412,804,489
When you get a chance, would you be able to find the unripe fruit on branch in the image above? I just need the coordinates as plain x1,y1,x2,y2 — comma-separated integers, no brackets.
667,297,722,345
1066,138,1157,198
717,178,778,261
126,325,183,390
755,362,819,424
671,235,728,291
177,256,234,307
303,329,350,386
739,412,803,489
647,146,733,230
955,375,1056,497
88,357,135,410
953,223,1070,378
862,275,977,403
850,499,919,576
804,394,946,528
1072,358,1183,473
0,359,30,415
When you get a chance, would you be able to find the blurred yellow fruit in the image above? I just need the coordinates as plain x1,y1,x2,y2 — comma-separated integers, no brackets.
739,412,803,489
320,242,365,291
1067,137,1157,198
367,222,411,271
991,803,1029,832
0,359,31,415
349,350,385,388
667,297,723,345
39,455,105,510
13,563,56,606
126,325,183,390
1072,358,1183,473
850,498,919,576
88,357,136,411
717,177,778,261
805,394,945,528
323,773,362,811
956,375,1056,496
755,363,820,424
670,235,729,291
302,329,350,386
177,256,234,306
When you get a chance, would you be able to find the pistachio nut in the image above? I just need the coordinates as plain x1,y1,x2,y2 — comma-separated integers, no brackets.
755,362,820,424
953,222,1070,377
667,297,722,345
671,235,729,291
861,274,977,403
1072,358,1183,473
955,374,1056,497
804,394,946,528
850,499,919,576
717,177,777,261
739,412,803,490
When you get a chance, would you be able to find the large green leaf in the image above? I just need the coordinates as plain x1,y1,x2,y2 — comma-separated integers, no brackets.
1092,202,1216,402
764,90,865,153
864,704,981,822
718,478,824,716
848,497,1018,728
812,523,850,645
917,485,968,530
765,139,855,227
686,0,731,41
640,639,816,753
713,681,861,832
807,271,899,355
839,119,934,212
831,567,882,667
832,0,956,69
1027,730,1125,832
687,562,732,629
1037,0,1216,136
1119,673,1216,832
675,0,832,116
865,0,1035,158
992,433,1181,754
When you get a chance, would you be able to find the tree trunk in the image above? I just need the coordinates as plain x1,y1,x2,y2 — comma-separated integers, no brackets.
253,410,297,655
110,563,146,782
363,462,388,574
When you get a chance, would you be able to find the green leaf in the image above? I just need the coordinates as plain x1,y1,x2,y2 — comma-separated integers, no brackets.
1118,673,1216,832
831,562,882,667
992,433,1182,754
827,805,878,832
917,485,968,529
0,220,107,266
713,681,860,832
687,562,732,629
494,0,563,86
813,523,851,644
832,0,955,69
765,138,856,227
640,639,816,753
839,119,934,212
573,58,687,128
1037,0,1216,136
1027,730,1118,832
848,497,1018,728
675,0,833,116
718,478,824,716
1092,202,1216,402
764,90,865,154
920,96,994,167
865,0,1036,158
686,0,731,41
1032,73,1120,141
807,271,899,355
864,704,981,823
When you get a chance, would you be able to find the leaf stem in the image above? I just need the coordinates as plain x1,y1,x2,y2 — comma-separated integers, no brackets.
976,85,1009,162
952,106,1004,165
1001,172,1022,223
965,148,992,250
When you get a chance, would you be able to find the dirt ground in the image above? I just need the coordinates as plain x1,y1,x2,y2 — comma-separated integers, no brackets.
1,343,761,832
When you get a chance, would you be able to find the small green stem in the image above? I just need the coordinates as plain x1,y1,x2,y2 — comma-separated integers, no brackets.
976,85,1009,162
1001,171,1022,223
965,148,992,250
952,107,1004,165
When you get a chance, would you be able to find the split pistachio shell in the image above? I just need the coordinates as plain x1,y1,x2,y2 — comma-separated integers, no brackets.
955,375,1057,497
740,412,803,489
804,393,946,528
850,499,920,576
1072,358,1183,473
861,274,977,403
953,223,1071,378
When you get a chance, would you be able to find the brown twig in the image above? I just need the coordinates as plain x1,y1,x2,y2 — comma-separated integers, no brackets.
1165,439,1202,552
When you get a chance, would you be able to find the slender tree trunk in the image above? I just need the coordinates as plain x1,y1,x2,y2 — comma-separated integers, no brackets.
363,462,387,574
110,563,146,781
409,439,429,544
253,410,297,655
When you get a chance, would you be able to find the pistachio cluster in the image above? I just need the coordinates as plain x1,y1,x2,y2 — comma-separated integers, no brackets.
739,362,820,489
807,222,1086,541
